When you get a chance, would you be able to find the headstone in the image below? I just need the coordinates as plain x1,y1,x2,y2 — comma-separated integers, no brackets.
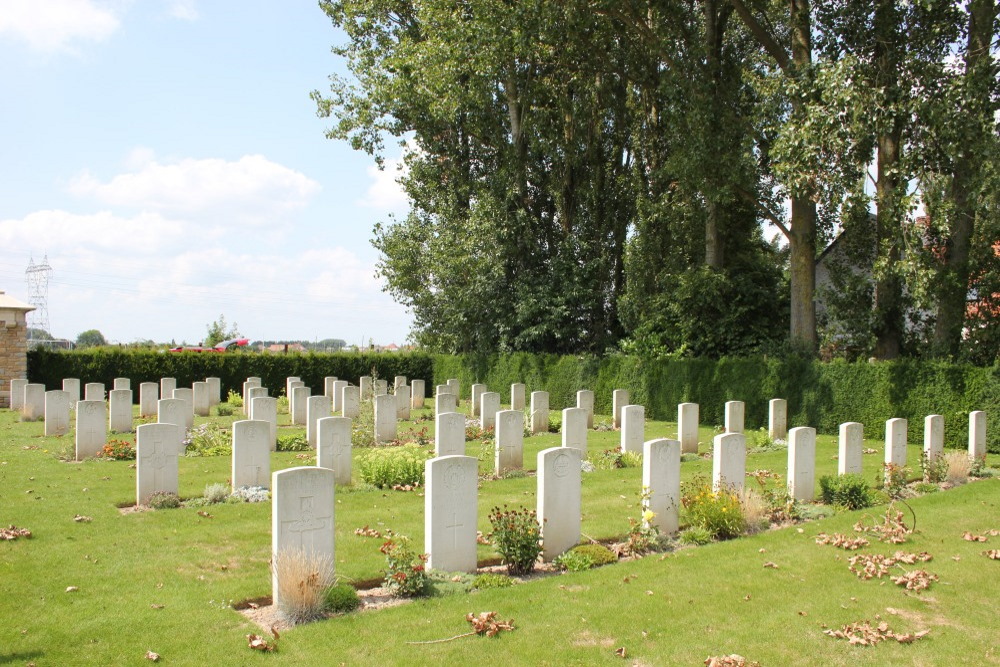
394,375,407,390
373,379,388,397
374,394,397,443
436,392,458,416
560,407,587,454
425,455,478,572
291,386,310,426
113,377,130,391
232,420,271,489
613,389,630,429
510,383,526,411
22,383,45,421
205,377,221,407
495,410,524,473
75,400,107,460
480,392,501,430
725,400,745,434
621,405,645,454
969,411,987,462
396,385,411,420
44,390,71,436
250,396,278,451
923,415,944,465
108,389,133,432
271,467,336,609
359,376,373,399
306,395,333,448
192,381,210,417
341,385,360,419
769,398,788,440
246,377,262,385
576,390,595,429
242,379,260,416
157,398,186,429
160,378,177,404
317,416,352,485
246,386,268,416
678,402,699,454
410,379,425,409
642,438,681,534
838,422,863,475
331,380,348,413
10,378,27,410
470,384,486,417
885,418,908,470
436,412,465,457
446,378,460,399
530,391,549,435
787,426,816,501
136,422,183,505
712,432,746,493
139,382,159,417
538,446,581,561
62,378,80,404
285,377,301,400
172,388,194,429
324,376,339,398
84,382,105,401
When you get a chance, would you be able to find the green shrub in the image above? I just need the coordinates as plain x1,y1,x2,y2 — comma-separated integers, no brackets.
203,483,230,505
226,390,243,407
357,444,430,488
183,423,230,456
215,404,234,417
591,448,642,470
553,550,594,571
276,395,290,414
566,543,617,566
681,484,746,540
148,492,181,509
277,434,310,452
99,439,136,460
678,526,713,545
380,535,429,597
488,506,542,575
472,573,514,589
324,583,361,614
819,473,878,510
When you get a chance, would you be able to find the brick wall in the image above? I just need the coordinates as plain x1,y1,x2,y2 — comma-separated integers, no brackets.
0,311,29,408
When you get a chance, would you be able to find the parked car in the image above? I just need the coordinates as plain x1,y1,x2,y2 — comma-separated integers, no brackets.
168,338,249,353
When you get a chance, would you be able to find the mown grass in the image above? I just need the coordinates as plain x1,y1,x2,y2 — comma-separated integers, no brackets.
1,401,997,665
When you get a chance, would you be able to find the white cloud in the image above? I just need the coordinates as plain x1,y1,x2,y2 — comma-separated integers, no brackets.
0,209,190,254
70,153,321,226
358,157,409,211
0,0,120,53
166,0,198,21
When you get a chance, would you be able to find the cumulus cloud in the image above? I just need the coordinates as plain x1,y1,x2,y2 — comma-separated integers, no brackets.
166,0,199,21
0,0,120,53
358,157,409,212
0,209,191,254
70,153,321,226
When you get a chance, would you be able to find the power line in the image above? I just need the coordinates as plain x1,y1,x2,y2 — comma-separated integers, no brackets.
24,255,52,338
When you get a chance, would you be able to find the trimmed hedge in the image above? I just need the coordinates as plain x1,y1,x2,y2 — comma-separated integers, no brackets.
431,355,999,453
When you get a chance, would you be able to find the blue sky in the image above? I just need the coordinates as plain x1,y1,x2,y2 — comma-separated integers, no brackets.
0,0,413,346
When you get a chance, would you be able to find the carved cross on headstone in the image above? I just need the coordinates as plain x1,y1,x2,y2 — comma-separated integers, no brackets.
284,496,331,552
142,434,171,490
445,512,465,550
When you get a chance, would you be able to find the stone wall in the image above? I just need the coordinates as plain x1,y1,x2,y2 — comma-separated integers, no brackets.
0,310,29,408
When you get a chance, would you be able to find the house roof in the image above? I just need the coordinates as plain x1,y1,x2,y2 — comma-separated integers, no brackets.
0,291,35,312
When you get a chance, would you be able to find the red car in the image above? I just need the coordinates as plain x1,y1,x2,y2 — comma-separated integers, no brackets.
168,338,249,353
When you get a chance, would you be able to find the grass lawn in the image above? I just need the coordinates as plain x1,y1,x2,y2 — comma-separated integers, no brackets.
1,401,998,665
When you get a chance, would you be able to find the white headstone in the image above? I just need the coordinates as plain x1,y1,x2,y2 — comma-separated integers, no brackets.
306,395,332,448
769,398,787,440
10,378,27,410
510,383,526,411
885,418,908,470
359,376,373,399
642,438,681,534
136,422,183,505
271,467,336,609
787,426,816,501
250,396,278,451
678,402,699,454
113,377,130,391
838,422,864,475
436,392,458,416
317,416,352,485
285,376,302,399
139,382,159,418
612,389,630,429
576,390,595,429
247,387,268,415
480,392,501,430
75,400,107,460
561,407,588,454
108,389,133,432
621,405,645,454
495,410,523,473
22,383,45,421
205,377,221,407
232,420,271,489
291,386,310,426
172,388,194,429
241,379,260,416
470,384,486,417
923,415,944,465
374,393,397,443
157,398,186,429
394,375,407,390
396,385,411,420
425,455,478,572
712,432,746,493
331,380,348,413
192,381,210,417
410,379,425,409
446,378,460,399
160,378,176,404
530,391,549,435
969,411,987,462
435,412,466,457
84,382,105,401
324,376,339,398
435,384,448,396
62,378,80,404
341,385,360,419
538,446,581,561
373,379,388,397
725,400,745,434
44,390,71,436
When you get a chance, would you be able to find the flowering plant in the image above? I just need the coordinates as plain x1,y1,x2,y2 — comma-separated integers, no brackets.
379,535,429,597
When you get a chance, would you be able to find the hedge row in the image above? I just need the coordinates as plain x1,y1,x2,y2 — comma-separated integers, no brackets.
432,354,999,453
26,349,998,452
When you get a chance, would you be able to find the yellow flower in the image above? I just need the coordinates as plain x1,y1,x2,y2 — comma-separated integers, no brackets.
721,507,727,513
642,509,656,522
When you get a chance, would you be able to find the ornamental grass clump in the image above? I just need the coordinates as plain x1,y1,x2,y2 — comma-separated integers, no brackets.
681,483,746,540
184,423,231,457
487,506,542,575
358,444,430,488
380,535,429,597
271,548,336,625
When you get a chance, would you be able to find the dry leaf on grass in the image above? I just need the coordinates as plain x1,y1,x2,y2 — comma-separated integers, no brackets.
962,531,988,542
467,611,515,637
247,626,280,652
815,533,870,550
354,525,382,538
614,647,627,658
823,620,929,646
854,508,910,544
73,515,92,523
890,569,938,592
196,511,213,519
704,654,761,666
762,562,779,569
476,531,490,545
1,525,32,540
892,551,932,564
65,586,79,593
984,550,1000,560
144,650,160,661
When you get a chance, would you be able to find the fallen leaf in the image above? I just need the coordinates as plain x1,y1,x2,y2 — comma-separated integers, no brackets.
890,569,939,592
962,531,988,542
73,515,92,523
150,604,165,610
466,611,515,637
705,654,760,666
65,586,79,593
145,650,160,661
824,620,930,646
0,525,32,540
197,511,213,519
614,647,627,658
763,562,779,569
247,634,276,652
983,550,1000,560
